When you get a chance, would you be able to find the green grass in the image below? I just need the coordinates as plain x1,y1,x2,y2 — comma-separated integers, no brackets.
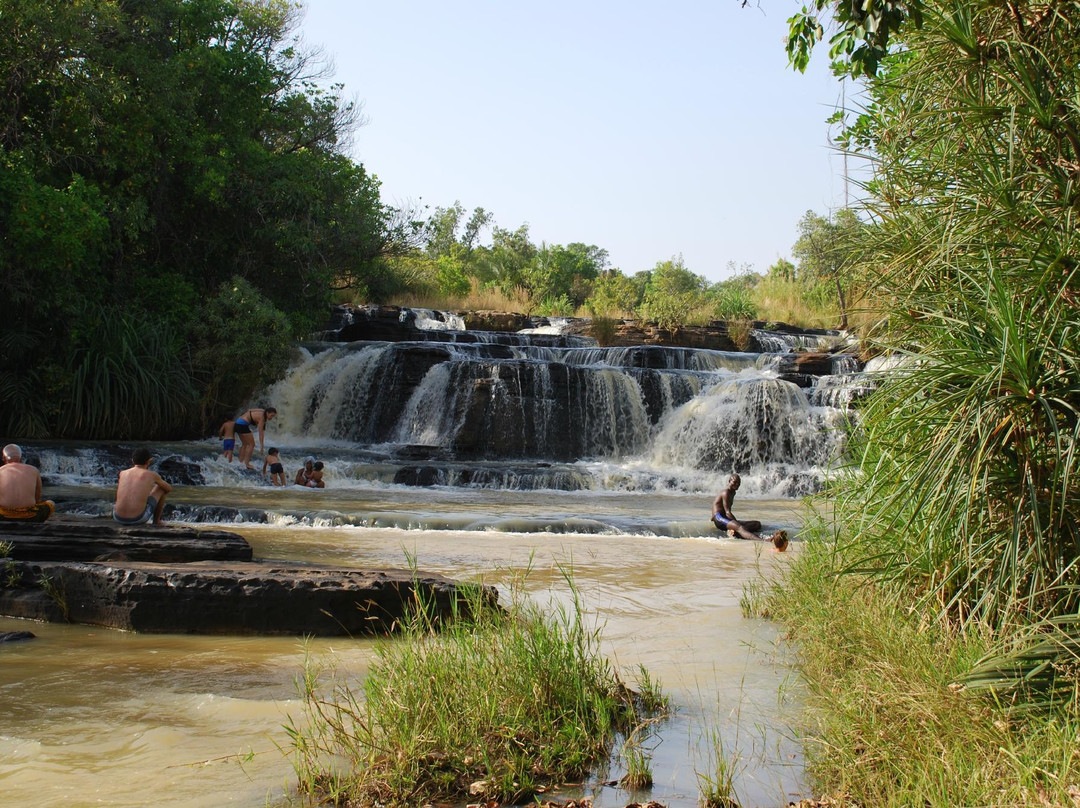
765,531,1080,807
287,574,667,806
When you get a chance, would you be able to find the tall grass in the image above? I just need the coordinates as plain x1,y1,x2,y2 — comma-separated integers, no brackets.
288,575,667,806
62,305,196,439
767,531,1080,807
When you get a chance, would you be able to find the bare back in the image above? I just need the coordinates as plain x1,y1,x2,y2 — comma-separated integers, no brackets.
115,466,170,519
0,463,42,508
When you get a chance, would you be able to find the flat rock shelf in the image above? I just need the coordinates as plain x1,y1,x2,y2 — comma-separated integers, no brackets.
0,517,494,635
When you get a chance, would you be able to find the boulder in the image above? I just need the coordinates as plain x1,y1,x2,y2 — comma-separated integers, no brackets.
0,631,35,643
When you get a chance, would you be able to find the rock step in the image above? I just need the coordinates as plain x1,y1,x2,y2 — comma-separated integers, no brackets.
0,517,253,563
1,560,494,636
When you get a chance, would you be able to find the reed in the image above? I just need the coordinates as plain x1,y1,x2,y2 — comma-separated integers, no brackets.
696,727,740,808
288,574,666,806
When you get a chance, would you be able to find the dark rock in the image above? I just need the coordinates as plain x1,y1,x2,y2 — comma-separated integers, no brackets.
778,373,816,388
156,454,206,486
793,353,835,376
0,631,35,643
0,517,253,563
1,560,496,636
462,310,531,332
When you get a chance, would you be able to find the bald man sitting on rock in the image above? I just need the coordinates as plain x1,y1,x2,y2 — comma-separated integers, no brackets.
0,444,54,522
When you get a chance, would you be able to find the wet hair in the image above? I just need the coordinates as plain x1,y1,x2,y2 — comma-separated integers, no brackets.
728,473,741,486
313,461,324,471
2,444,22,462
772,531,790,552
265,407,277,416
268,447,279,455
132,447,152,465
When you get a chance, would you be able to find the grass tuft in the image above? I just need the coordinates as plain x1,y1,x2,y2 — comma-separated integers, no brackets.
289,574,666,806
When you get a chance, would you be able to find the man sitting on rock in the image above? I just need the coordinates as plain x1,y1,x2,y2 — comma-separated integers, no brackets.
113,447,172,526
0,444,54,522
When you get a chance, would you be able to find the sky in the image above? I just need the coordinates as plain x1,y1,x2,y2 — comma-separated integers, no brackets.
296,1,853,283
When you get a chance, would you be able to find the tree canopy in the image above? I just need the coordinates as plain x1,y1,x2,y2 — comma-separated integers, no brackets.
0,0,399,437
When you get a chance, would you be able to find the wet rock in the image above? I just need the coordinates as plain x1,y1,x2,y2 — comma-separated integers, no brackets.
1,559,495,635
0,517,253,563
0,631,35,643
156,454,206,486
462,310,531,332
0,517,496,635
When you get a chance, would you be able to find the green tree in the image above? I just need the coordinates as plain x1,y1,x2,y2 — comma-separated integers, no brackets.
641,256,706,330
0,0,397,437
791,208,864,329
801,0,1080,636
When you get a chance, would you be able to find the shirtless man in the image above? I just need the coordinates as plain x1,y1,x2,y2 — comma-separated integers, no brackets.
0,444,54,522
234,407,277,469
114,447,172,526
711,473,763,541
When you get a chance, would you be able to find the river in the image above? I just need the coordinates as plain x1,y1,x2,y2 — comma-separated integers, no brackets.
1,313,870,807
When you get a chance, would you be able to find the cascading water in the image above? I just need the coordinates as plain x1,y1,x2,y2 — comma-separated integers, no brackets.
26,312,869,534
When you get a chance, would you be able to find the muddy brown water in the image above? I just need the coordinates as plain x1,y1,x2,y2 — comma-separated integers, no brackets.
0,492,809,808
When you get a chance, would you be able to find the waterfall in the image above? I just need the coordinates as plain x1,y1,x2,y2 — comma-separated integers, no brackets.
24,321,869,500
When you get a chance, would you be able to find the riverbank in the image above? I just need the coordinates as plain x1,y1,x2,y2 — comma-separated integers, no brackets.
765,533,1080,807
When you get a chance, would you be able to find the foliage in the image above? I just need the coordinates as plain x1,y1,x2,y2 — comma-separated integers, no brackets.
791,209,866,330
587,270,647,318
62,305,197,439
765,529,1080,807
710,285,758,322
786,0,922,77
837,268,1079,627
190,277,294,431
289,576,665,807
0,0,398,439
641,256,707,330
781,0,1080,748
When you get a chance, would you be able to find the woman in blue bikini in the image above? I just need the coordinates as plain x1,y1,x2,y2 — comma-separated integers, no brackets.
234,406,277,469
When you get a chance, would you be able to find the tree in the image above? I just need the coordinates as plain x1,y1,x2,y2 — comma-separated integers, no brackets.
791,208,864,330
641,256,707,330
796,0,1080,636
0,0,397,437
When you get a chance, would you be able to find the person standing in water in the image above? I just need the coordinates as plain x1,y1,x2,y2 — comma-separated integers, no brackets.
262,447,286,486
218,419,236,462
711,473,764,541
233,407,277,470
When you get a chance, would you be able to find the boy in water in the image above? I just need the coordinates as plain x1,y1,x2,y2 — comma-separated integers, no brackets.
218,419,236,462
308,461,326,489
262,447,286,486
114,447,172,525
711,473,763,540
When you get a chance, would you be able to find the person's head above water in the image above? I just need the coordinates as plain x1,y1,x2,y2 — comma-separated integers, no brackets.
2,444,22,463
728,473,741,489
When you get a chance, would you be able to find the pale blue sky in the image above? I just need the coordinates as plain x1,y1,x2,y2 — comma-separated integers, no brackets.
298,1,851,283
